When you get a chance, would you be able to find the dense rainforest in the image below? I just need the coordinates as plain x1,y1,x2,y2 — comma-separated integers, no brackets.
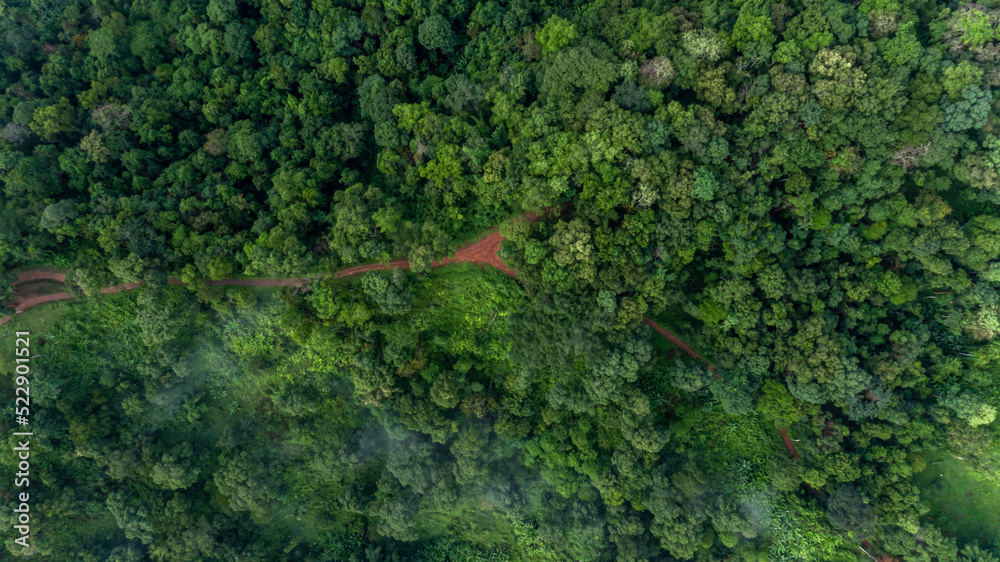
2,0,1000,559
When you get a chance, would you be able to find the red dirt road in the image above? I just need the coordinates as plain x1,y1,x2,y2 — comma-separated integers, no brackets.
1,270,74,327
432,229,515,276
779,428,802,460
12,268,66,285
330,229,514,279
1,228,514,324
0,274,146,327
333,260,411,279
330,230,515,279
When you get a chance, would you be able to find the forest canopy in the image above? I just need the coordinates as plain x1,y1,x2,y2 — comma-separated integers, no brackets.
2,0,1000,560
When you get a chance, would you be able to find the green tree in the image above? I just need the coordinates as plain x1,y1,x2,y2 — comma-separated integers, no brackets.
29,97,74,139
214,450,280,521
418,14,455,52
537,16,579,56
827,485,875,539
940,390,998,427
362,270,414,316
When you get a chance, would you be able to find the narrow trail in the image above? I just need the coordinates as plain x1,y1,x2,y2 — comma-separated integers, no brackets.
643,317,716,373
643,315,803,461
1,229,513,325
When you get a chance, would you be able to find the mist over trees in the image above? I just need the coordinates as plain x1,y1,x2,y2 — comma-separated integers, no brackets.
1,0,1000,559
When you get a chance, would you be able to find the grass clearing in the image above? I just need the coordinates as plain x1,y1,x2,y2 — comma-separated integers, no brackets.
672,406,784,477
912,449,1000,547
412,263,524,362
0,300,70,338
0,301,72,373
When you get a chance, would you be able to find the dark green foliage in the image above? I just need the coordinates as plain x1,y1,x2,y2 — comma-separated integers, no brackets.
3,0,1000,559
361,269,415,316
941,86,993,132
827,485,875,539
418,14,456,52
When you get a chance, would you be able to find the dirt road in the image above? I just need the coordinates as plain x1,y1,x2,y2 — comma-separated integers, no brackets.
1,228,514,323
431,229,515,276
12,268,66,285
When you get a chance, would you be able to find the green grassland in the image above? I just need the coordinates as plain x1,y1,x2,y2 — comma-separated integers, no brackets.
914,449,1000,548
0,300,70,369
